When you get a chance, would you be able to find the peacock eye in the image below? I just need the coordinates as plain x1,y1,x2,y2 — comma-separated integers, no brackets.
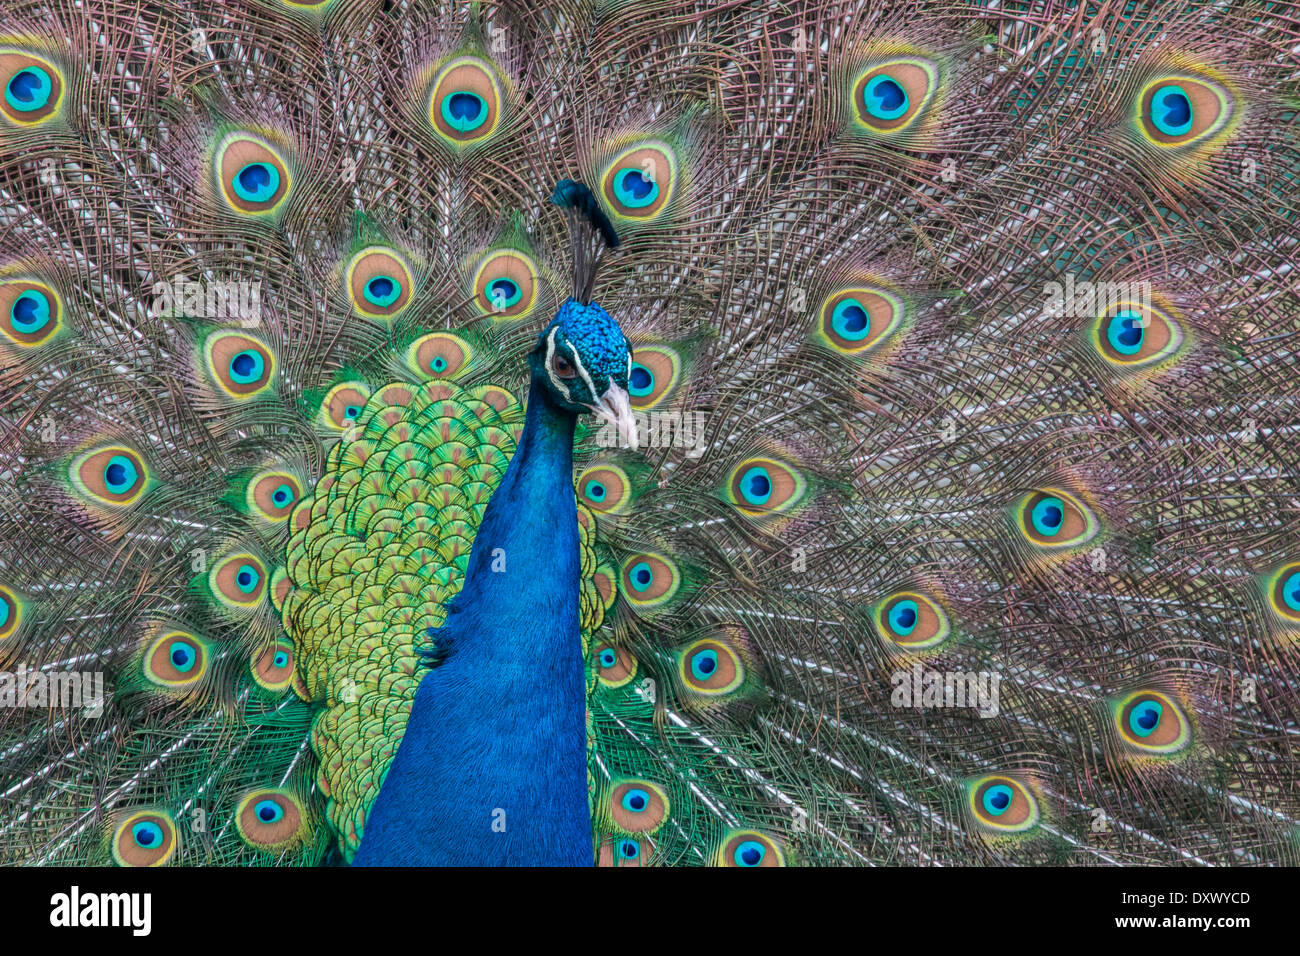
1091,300,1187,371
965,775,1040,835
1136,74,1234,148
1112,689,1191,756
872,590,951,651
716,830,784,867
113,811,178,866
553,353,578,379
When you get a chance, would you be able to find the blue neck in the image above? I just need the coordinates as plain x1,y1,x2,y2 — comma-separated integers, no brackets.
353,378,593,866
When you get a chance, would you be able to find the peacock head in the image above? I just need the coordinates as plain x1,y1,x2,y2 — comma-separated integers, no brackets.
530,297,637,446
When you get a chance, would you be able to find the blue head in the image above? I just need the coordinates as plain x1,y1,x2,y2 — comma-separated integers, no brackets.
530,298,637,445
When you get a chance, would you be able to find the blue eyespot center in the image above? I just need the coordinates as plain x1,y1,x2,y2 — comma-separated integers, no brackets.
6,67,53,111
229,349,265,384
364,275,401,308
1030,496,1065,536
629,562,653,592
132,821,163,848
585,481,606,501
622,788,650,813
103,455,139,494
254,798,285,824
982,784,1013,816
734,840,766,866
1283,572,1300,612
613,168,660,209
1107,310,1145,355
1129,699,1163,738
272,483,292,506
863,74,909,121
235,563,260,594
431,357,447,372
740,466,773,506
598,649,616,668
619,839,639,859
442,91,488,133
888,599,919,636
1151,85,1193,136
690,649,718,681
344,405,360,419
10,290,51,333
233,162,280,203
487,277,521,309
169,640,196,672
272,651,289,669
831,299,872,342
628,363,654,396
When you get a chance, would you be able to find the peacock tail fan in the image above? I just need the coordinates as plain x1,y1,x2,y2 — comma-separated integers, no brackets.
0,0,1298,867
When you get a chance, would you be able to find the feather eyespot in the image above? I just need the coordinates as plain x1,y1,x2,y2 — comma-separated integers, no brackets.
598,835,646,867
627,346,681,409
577,465,631,514
252,639,296,691
593,642,636,687
210,552,267,609
112,811,178,866
966,775,1040,835
619,552,680,608
600,142,676,221
428,57,502,145
872,591,950,651
215,132,292,216
346,247,414,320
235,789,307,851
1,279,62,347
0,50,63,125
678,638,744,695
1137,75,1234,148
71,446,149,508
724,457,807,517
817,286,908,354
1015,488,1099,551
1113,689,1191,756
408,332,472,379
143,630,209,688
607,780,669,833
204,331,275,398
1266,562,1300,624
248,470,301,523
0,585,22,642
320,382,372,431
852,57,939,134
715,830,784,867
472,250,538,319
1091,300,1186,370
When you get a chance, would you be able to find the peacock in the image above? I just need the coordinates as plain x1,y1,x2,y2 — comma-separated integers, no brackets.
1,0,1298,868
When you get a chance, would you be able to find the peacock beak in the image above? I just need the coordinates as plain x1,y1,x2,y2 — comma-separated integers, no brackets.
587,384,638,449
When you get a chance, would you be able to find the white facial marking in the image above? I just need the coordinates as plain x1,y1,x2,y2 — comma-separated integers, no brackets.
545,328,573,403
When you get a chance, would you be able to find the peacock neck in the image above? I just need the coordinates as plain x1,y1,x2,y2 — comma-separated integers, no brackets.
450,376,579,625
353,376,593,866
